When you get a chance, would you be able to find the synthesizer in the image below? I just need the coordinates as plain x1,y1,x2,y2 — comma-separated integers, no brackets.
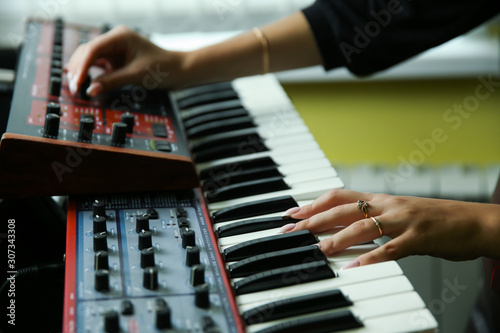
0,18,198,198
43,20,438,332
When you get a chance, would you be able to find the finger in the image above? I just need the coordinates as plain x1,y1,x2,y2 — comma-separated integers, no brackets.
88,65,141,96
343,234,414,268
316,217,388,256
288,202,366,234
283,189,372,219
67,26,131,95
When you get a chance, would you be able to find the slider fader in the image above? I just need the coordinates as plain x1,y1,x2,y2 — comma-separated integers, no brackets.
0,18,198,198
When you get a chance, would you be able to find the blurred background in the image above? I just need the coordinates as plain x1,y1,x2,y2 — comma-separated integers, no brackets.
1,0,500,332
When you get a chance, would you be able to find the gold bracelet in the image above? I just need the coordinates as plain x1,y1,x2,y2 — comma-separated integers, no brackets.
252,27,270,75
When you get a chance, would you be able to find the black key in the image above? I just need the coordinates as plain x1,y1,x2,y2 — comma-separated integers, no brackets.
206,177,290,203
194,137,268,163
204,165,280,189
181,99,243,122
233,260,335,295
200,156,276,181
178,89,239,109
242,289,352,325
186,116,255,139
184,107,248,129
227,245,325,278
191,129,260,153
216,216,300,237
253,310,363,333
176,81,234,101
223,230,317,262
212,195,297,223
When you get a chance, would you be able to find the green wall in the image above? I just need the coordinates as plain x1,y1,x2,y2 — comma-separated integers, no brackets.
283,78,500,166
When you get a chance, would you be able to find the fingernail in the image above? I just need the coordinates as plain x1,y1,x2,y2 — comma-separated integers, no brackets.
67,72,72,81
279,223,296,233
342,260,360,270
282,207,300,218
86,82,103,97
69,76,77,95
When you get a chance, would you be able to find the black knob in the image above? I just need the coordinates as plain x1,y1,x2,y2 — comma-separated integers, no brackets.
94,269,110,292
178,217,189,228
182,229,195,249
140,247,155,269
143,266,158,290
49,76,61,96
138,230,152,250
93,232,108,252
121,113,135,134
93,215,107,234
147,208,158,219
43,113,60,137
156,305,172,329
78,76,91,100
186,246,200,267
135,214,149,233
190,264,205,286
92,200,106,217
78,117,94,141
195,283,210,308
103,310,119,333
46,102,61,115
94,250,109,270
111,122,127,146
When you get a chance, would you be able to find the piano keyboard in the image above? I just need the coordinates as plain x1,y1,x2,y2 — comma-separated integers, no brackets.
173,74,438,333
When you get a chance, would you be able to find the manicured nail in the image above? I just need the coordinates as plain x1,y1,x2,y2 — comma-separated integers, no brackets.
282,207,300,218
86,82,103,97
279,223,296,233
342,260,360,270
69,76,78,95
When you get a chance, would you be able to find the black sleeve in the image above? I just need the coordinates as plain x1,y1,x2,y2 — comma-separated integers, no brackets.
302,0,500,75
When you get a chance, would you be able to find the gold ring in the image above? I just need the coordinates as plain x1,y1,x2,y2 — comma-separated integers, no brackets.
371,217,383,238
357,200,369,218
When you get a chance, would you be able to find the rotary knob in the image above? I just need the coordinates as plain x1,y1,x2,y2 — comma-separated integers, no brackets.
78,76,92,100
135,214,149,233
49,76,61,96
93,215,107,234
111,122,127,146
94,250,109,270
92,200,106,217
138,230,152,250
43,113,60,137
94,269,110,292
143,266,159,290
190,264,205,287
93,232,108,252
78,117,94,141
181,229,195,249
140,247,155,269
195,283,210,309
103,310,120,333
46,102,61,115
155,304,172,329
185,246,200,267
121,112,135,134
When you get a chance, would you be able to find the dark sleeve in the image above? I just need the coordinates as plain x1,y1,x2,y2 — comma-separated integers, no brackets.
302,0,500,75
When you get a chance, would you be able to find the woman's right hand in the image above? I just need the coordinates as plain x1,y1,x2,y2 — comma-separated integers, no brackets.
64,25,190,97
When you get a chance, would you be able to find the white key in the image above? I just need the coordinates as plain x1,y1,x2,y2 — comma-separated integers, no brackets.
238,275,416,314
246,291,427,333
196,145,326,172
342,309,437,333
237,261,403,306
208,177,344,211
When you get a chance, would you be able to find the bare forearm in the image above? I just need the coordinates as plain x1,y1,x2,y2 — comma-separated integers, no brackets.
178,12,322,87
